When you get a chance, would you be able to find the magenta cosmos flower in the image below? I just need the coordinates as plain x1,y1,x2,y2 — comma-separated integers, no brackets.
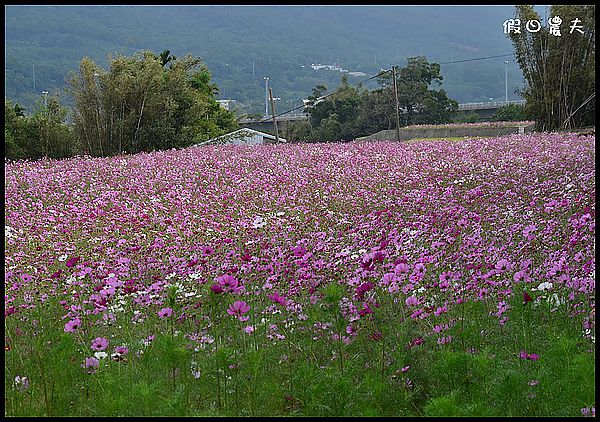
227,300,250,321
158,307,173,318
114,346,129,355
91,337,109,351
82,357,100,374
519,350,540,361
268,291,288,307
64,318,82,333
217,274,243,294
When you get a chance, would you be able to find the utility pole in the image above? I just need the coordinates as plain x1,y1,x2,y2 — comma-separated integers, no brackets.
504,60,509,103
42,90,49,158
263,77,270,118
42,90,49,108
392,66,401,141
268,87,280,143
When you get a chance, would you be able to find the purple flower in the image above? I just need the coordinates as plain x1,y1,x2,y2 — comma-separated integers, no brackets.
356,282,374,299
66,256,80,268
115,346,129,355
91,337,109,351
210,284,224,294
268,291,288,307
495,258,511,272
216,274,243,293
64,317,82,333
158,307,173,318
82,357,100,374
519,350,540,361
227,300,250,322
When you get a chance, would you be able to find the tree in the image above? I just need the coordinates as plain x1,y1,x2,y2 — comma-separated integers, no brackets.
5,97,77,161
68,50,238,156
395,57,458,126
491,103,528,122
508,5,595,131
300,58,458,142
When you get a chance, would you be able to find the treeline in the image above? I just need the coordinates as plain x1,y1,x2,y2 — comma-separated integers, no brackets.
508,5,595,131
5,97,77,160
287,57,460,142
5,50,238,161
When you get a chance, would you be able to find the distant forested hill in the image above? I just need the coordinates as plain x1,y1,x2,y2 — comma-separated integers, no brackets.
5,5,535,114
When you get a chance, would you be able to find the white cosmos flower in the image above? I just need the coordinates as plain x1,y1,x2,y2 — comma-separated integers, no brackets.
535,282,553,291
94,351,108,360
252,216,266,229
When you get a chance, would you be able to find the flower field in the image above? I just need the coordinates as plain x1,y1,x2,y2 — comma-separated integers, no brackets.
4,133,595,416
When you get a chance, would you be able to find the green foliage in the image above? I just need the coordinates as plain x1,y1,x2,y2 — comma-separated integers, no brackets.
5,6,525,114
4,283,596,417
491,103,528,122
5,97,78,161
295,57,459,142
453,112,481,123
67,50,238,156
508,5,595,131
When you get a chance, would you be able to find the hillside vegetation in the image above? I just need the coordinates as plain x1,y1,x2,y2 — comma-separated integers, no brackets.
5,5,527,113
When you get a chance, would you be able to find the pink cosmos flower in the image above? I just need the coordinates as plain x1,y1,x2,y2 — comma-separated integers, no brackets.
394,263,410,275
227,300,250,321
268,291,288,307
64,318,82,333
381,272,396,285
519,350,540,361
216,274,243,294
439,271,453,284
115,346,129,355
66,256,80,268
210,284,224,294
82,357,100,374
581,407,595,417
158,307,173,318
495,259,511,272
356,282,374,300
91,337,109,351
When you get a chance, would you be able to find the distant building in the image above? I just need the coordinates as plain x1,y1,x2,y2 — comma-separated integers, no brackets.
216,99,237,111
196,128,287,146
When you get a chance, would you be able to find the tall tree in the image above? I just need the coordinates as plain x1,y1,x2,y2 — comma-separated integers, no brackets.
395,57,457,126
68,50,238,156
508,5,595,131
5,97,76,160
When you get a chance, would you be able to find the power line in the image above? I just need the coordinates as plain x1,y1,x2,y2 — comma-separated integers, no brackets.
438,53,514,65
257,53,515,122
256,68,392,123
